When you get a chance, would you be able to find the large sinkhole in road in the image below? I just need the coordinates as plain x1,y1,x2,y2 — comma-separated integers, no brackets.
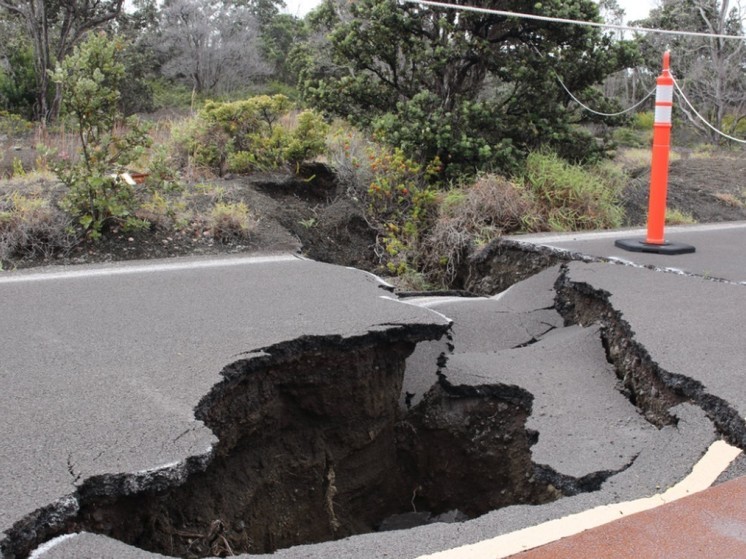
71,334,559,558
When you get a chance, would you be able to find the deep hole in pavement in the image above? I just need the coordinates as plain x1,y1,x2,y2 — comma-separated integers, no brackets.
9,262,740,559
60,333,558,558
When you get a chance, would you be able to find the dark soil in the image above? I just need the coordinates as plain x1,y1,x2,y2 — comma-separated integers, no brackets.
0,162,380,273
622,155,746,225
2,146,745,275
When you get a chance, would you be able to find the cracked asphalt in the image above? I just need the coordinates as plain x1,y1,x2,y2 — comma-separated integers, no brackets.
4,220,746,559
0,255,449,558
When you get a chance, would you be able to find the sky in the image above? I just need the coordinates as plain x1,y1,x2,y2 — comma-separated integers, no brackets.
283,0,658,21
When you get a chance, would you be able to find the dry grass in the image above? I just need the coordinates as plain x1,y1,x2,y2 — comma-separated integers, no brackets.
617,147,682,169
209,201,257,243
421,174,540,287
0,191,74,263
713,192,744,208
665,208,697,225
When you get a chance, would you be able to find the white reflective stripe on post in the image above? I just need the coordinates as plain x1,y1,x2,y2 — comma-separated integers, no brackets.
656,84,674,103
655,105,672,124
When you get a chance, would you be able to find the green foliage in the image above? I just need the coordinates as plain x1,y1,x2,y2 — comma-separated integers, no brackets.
521,151,624,231
295,0,639,177
665,208,697,225
0,40,37,119
371,91,519,178
136,191,191,231
261,14,308,84
51,32,153,238
151,79,195,110
633,111,655,130
364,147,439,275
612,126,649,148
172,95,328,175
0,111,33,137
721,115,746,136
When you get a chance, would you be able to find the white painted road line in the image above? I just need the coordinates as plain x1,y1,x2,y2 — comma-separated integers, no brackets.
0,254,301,284
507,220,746,245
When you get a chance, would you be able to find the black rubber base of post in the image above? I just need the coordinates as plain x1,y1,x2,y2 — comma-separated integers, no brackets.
614,238,696,255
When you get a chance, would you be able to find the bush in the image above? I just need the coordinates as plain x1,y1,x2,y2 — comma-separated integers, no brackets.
0,110,33,138
633,112,655,130
612,127,649,148
171,95,328,176
209,201,256,243
0,192,73,262
421,174,541,286
522,151,625,231
51,33,154,238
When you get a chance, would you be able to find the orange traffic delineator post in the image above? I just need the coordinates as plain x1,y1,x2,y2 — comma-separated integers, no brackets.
615,51,695,255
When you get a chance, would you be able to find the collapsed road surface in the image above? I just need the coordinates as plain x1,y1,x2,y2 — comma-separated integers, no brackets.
3,223,746,559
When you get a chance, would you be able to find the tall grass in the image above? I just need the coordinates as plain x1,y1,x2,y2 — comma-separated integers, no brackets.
522,151,625,231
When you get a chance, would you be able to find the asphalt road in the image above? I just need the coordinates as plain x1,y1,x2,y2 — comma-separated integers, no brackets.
6,220,746,559
0,255,448,558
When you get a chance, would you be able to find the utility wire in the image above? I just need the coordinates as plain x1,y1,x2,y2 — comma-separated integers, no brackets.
673,79,746,144
401,0,746,41
556,76,656,117
528,43,657,118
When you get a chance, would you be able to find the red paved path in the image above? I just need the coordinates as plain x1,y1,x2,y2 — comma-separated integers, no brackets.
512,477,746,559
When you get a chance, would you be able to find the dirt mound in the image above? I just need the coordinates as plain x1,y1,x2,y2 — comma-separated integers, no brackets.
623,157,746,225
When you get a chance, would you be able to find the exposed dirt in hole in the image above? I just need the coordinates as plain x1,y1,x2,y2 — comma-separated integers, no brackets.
26,328,558,559
464,240,600,297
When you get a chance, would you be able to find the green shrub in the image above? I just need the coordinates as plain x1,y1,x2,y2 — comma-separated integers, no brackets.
0,41,36,119
365,148,439,275
633,111,655,130
226,151,257,174
521,151,625,231
171,115,232,174
722,115,746,137
135,191,191,231
612,127,649,148
151,79,196,110
171,95,328,176
51,33,153,238
0,110,33,137
284,111,328,164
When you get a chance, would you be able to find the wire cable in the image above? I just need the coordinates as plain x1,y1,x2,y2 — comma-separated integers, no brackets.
401,0,746,41
673,78,746,144
556,76,656,117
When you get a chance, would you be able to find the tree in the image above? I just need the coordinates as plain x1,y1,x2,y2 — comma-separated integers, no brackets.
294,0,638,176
0,14,36,117
635,0,746,143
0,0,125,122
110,0,162,115
157,0,269,95
260,13,307,83
51,32,152,236
238,0,285,27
